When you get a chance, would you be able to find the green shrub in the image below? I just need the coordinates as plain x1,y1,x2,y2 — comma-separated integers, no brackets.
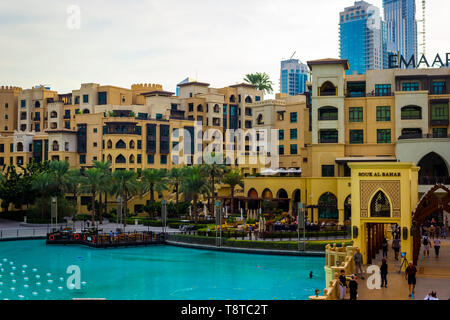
225,239,353,251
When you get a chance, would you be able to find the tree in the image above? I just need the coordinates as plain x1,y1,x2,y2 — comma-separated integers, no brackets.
111,170,140,227
222,169,244,214
141,169,167,203
49,161,70,197
64,169,83,217
200,162,227,216
81,168,103,226
31,172,56,219
168,167,184,205
244,72,274,94
180,166,211,222
93,160,112,224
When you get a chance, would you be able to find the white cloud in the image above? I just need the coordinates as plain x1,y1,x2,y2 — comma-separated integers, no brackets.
0,0,448,94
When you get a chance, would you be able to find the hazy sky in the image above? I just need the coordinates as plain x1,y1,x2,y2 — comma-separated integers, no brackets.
0,0,448,96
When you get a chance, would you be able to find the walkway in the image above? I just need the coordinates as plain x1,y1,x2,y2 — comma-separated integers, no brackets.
357,239,450,300
0,218,181,240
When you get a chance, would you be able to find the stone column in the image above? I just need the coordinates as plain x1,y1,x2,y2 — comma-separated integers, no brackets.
338,209,345,226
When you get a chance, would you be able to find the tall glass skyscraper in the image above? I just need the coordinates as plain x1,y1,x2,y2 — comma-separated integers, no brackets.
280,59,309,95
339,1,385,75
383,0,418,63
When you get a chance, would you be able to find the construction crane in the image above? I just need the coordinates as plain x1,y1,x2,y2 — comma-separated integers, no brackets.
417,0,426,57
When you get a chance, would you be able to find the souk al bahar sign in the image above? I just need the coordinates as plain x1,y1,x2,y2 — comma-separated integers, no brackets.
388,53,450,69
358,172,401,177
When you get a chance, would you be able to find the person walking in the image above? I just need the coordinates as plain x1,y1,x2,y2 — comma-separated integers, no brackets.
433,237,441,257
380,258,388,288
382,238,388,258
423,234,431,258
353,248,364,279
349,275,358,300
339,270,347,300
392,237,401,260
405,261,417,298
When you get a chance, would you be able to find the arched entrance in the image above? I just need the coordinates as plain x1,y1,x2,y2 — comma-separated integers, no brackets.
292,189,301,216
412,185,450,265
247,188,259,210
418,152,450,185
276,189,289,212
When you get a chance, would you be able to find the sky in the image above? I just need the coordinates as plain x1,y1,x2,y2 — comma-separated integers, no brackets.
0,0,449,96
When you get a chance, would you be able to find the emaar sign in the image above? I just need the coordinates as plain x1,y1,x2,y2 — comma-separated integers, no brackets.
388,53,450,69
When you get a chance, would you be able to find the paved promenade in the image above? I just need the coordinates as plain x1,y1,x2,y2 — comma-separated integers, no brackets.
357,239,450,300
0,218,180,239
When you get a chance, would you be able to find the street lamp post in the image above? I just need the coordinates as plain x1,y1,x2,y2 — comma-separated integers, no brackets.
117,196,122,230
215,200,222,247
51,196,58,231
162,199,168,235
298,202,306,251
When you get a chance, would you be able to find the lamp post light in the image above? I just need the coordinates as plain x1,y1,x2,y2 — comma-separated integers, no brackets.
161,199,168,235
51,197,58,232
298,202,306,251
215,200,222,247
117,196,122,230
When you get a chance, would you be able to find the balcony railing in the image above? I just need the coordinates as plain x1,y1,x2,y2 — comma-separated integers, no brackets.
398,133,450,140
419,176,450,185
430,119,449,126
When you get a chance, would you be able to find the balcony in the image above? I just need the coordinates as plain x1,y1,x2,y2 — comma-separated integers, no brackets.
419,176,450,185
398,133,450,140
430,119,449,126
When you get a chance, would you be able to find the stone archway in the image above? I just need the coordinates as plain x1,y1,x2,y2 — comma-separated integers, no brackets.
412,184,450,265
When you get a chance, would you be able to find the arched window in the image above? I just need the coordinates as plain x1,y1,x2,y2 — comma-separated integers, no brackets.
129,155,135,164
248,189,258,198
107,154,112,162
129,140,135,149
51,141,59,152
107,140,112,149
82,109,90,114
213,104,220,113
17,142,24,152
257,114,264,125
245,96,253,103
370,191,391,217
50,111,58,118
318,106,338,120
319,81,337,96
34,101,40,108
401,105,422,120
115,154,126,164
115,139,126,149
344,195,351,221
418,152,449,185
230,95,236,103
277,189,288,199
197,104,203,112
318,192,338,219
262,189,273,200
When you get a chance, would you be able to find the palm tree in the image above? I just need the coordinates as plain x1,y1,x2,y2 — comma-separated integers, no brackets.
93,160,112,224
81,168,103,226
222,169,244,215
141,169,167,203
244,72,274,94
111,170,140,227
168,168,184,203
49,161,70,196
200,161,227,216
180,166,211,222
32,172,56,219
66,169,83,217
